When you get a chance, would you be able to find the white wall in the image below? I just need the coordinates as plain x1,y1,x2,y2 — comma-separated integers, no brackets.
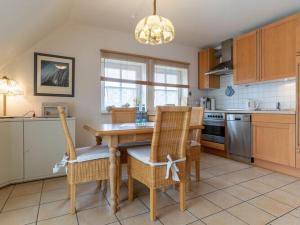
0,22,201,146
206,75,296,110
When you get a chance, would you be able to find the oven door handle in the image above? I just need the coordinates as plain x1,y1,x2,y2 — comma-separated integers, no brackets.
203,121,225,126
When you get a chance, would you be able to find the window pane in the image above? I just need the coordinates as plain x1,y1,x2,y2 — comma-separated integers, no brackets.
154,73,165,83
154,87,179,107
105,81,120,87
101,57,147,112
102,58,147,81
122,69,136,80
154,90,166,106
180,88,188,106
166,74,177,84
154,65,188,85
121,88,137,107
104,87,121,108
105,68,120,79
166,90,179,105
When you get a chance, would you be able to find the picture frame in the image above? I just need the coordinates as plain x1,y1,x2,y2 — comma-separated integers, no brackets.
34,52,75,97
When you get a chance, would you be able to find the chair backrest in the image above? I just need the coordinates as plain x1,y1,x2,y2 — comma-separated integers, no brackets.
150,106,191,163
57,106,76,160
111,107,136,124
190,107,204,142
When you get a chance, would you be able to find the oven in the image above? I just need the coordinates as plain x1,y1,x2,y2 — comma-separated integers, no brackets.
202,112,225,144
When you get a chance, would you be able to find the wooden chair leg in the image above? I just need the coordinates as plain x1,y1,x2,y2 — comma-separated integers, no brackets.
195,160,200,182
117,162,122,202
97,180,102,190
99,180,107,195
186,160,191,192
179,181,185,211
68,184,71,199
150,188,157,221
70,184,76,214
128,159,133,201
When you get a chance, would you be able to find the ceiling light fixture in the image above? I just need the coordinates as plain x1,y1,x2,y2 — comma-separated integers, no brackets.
135,0,175,45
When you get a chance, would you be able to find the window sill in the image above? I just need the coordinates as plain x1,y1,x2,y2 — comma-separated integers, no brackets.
100,111,111,115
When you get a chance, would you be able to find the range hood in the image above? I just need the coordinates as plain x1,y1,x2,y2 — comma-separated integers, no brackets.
205,39,233,76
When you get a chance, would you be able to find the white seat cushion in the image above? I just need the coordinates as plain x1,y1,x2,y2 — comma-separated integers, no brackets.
127,146,152,165
190,140,201,147
76,145,118,162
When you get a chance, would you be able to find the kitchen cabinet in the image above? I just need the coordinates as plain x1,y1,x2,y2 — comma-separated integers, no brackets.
296,14,300,54
0,120,23,187
252,114,295,167
296,56,300,169
234,13,299,85
261,15,297,80
24,118,75,180
297,149,300,169
233,30,260,84
198,48,220,89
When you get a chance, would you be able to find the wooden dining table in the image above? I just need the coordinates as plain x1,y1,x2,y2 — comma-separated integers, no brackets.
83,122,204,214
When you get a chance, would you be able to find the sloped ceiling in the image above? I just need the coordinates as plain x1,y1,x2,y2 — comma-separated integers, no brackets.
0,0,73,70
70,0,300,47
1,0,300,69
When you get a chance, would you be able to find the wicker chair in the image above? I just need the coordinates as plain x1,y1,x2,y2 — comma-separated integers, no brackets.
186,107,204,190
57,106,120,213
111,107,150,182
127,106,191,221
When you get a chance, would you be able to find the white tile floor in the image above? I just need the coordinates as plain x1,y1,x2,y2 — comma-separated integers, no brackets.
1,153,300,225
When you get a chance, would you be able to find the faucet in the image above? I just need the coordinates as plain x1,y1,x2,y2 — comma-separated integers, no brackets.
276,102,281,111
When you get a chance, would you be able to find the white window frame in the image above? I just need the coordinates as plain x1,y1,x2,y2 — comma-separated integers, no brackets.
100,59,147,112
100,50,189,113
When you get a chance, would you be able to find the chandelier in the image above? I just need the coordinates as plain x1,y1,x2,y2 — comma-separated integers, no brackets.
135,0,175,45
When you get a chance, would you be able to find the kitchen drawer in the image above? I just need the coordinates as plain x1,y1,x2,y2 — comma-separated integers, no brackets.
252,114,295,124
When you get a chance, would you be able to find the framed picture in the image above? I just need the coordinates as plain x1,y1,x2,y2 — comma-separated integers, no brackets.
34,52,75,97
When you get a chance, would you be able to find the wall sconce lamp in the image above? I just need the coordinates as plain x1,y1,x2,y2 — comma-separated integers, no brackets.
0,76,23,116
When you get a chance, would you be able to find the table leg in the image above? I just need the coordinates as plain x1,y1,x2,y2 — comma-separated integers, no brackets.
108,136,118,214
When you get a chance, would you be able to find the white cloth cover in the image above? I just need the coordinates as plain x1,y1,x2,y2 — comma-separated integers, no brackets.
127,146,185,182
53,145,119,174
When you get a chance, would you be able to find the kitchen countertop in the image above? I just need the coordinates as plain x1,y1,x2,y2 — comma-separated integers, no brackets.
205,109,296,114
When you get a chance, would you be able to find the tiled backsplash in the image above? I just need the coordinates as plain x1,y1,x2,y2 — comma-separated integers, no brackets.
205,75,296,110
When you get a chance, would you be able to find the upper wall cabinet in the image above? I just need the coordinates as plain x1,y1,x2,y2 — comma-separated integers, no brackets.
297,14,300,54
198,48,220,89
261,15,297,81
233,30,260,84
233,14,298,85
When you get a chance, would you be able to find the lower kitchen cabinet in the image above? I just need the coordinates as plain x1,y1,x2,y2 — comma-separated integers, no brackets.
252,114,295,167
0,120,23,186
24,118,75,180
297,150,300,169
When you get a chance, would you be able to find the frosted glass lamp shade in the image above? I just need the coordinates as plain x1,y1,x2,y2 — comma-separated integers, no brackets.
135,15,175,45
0,76,23,95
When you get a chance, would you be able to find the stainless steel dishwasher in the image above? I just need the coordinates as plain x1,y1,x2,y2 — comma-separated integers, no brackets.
226,114,253,163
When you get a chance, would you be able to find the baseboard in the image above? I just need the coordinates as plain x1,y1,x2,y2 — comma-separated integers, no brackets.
255,159,300,178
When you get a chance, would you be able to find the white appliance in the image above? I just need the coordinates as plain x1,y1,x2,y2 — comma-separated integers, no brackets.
42,102,69,117
211,98,216,110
